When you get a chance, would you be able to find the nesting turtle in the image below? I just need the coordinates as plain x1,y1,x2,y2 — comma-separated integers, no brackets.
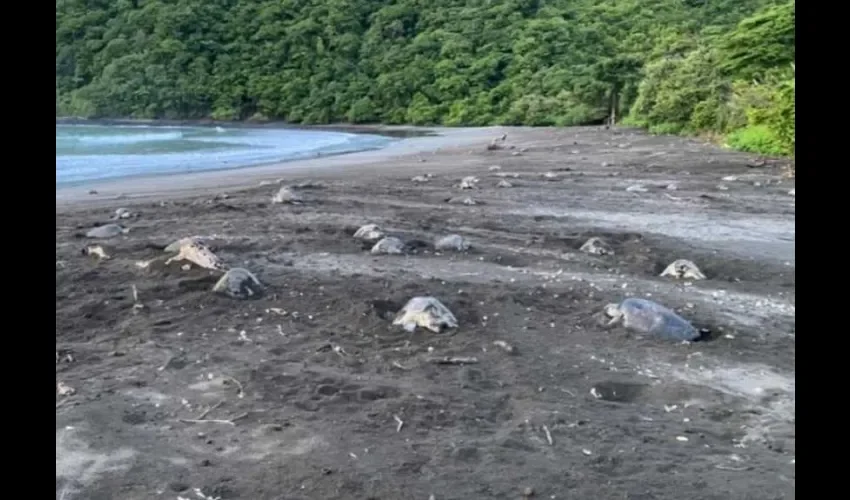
371,236,406,255
81,245,110,260
488,165,502,172
393,297,459,333
271,185,303,204
111,208,133,220
542,172,559,180
434,234,471,251
458,176,479,190
486,139,504,151
212,268,264,299
353,224,386,243
445,196,479,206
497,179,513,188
164,236,202,253
580,237,614,256
85,224,129,239
603,298,700,342
626,184,648,193
165,239,226,271
788,188,795,197
660,259,706,280
411,175,430,183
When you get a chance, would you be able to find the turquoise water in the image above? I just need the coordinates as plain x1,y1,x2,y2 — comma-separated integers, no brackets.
56,124,396,186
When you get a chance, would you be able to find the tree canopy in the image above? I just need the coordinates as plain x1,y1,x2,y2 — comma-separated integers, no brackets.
56,0,795,155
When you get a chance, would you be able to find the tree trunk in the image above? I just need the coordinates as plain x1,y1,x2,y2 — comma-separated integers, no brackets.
607,86,618,127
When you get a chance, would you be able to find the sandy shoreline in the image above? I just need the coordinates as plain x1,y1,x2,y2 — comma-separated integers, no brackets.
56,126,794,499
56,126,509,207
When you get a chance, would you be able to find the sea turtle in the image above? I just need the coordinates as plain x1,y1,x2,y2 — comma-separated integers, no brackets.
541,172,559,180
434,234,470,251
445,197,479,206
81,245,110,260
85,224,129,239
458,176,479,190
603,298,700,342
411,175,430,183
353,224,386,243
660,259,706,280
393,296,458,333
488,165,502,172
788,188,795,197
164,236,203,253
165,240,227,271
580,237,613,256
212,268,264,299
626,184,648,193
272,185,303,204
111,208,133,220
497,179,513,188
486,139,504,151
371,236,406,255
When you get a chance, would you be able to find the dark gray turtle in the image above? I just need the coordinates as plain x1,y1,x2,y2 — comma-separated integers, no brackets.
371,236,405,255
434,234,470,251
393,297,458,333
212,268,264,299
603,298,700,342
85,224,129,239
660,259,706,280
580,237,613,256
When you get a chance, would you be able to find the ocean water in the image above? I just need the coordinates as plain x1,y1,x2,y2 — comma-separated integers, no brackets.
55,124,396,186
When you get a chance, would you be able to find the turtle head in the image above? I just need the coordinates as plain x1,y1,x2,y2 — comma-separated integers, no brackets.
603,303,623,326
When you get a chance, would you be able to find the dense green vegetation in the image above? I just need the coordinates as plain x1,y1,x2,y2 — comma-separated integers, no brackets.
56,0,794,156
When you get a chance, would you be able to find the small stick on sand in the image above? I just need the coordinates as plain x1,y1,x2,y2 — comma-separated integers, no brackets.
223,375,245,398
179,412,248,426
195,400,224,420
542,425,554,446
131,284,139,303
393,414,404,432
158,355,176,371
714,465,751,471
391,361,412,371
179,418,236,425
427,356,479,365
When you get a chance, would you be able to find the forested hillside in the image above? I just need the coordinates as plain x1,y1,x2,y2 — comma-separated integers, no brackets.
56,0,794,155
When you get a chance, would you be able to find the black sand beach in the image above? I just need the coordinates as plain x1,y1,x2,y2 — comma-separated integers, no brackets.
56,126,795,500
